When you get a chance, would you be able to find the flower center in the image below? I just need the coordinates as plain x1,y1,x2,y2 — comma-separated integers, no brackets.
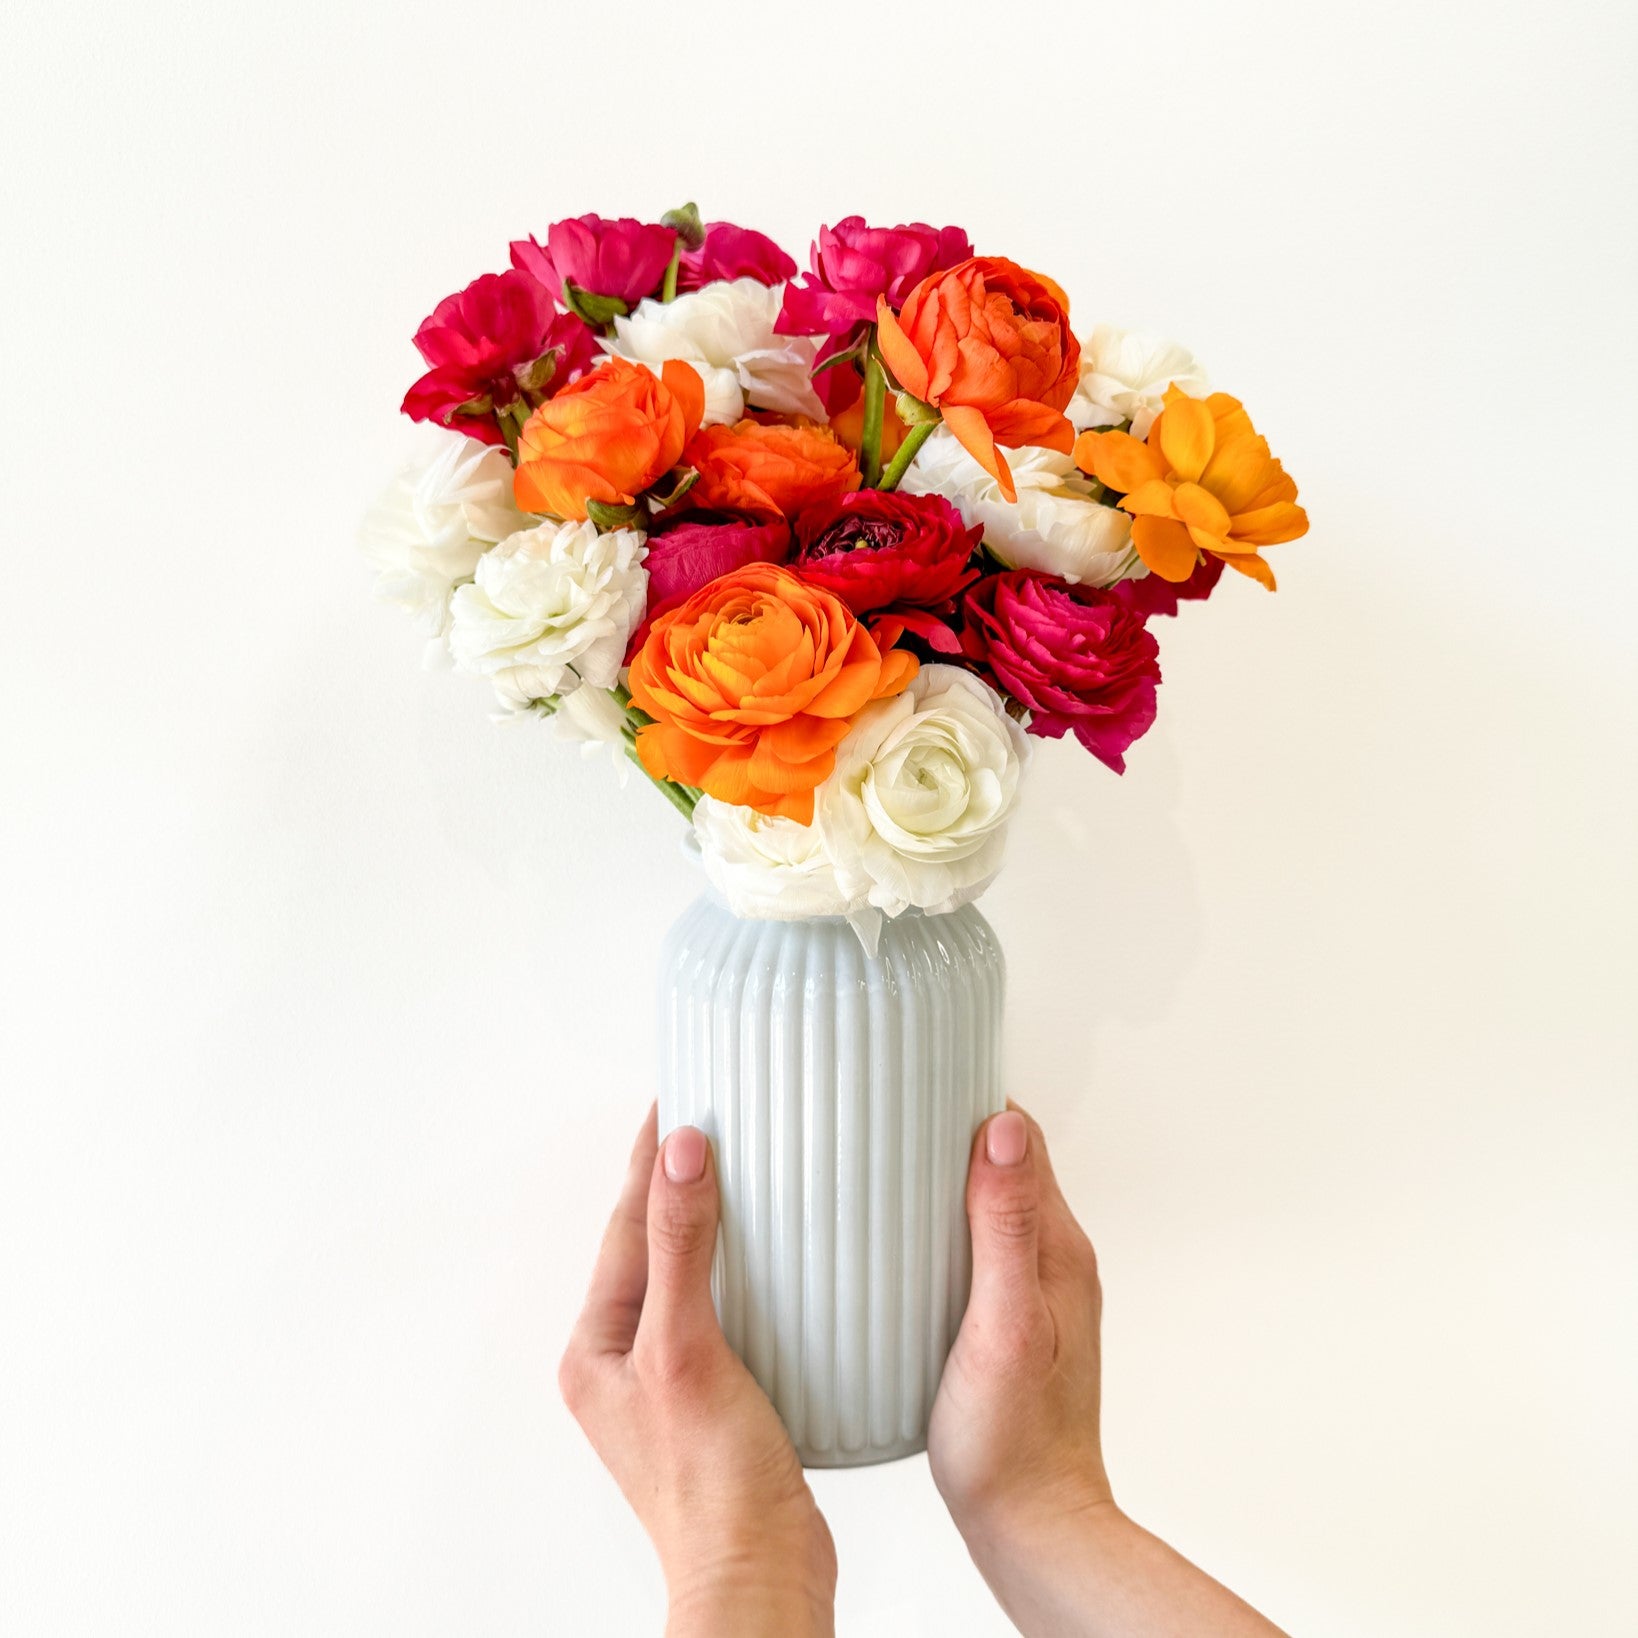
806,517,904,557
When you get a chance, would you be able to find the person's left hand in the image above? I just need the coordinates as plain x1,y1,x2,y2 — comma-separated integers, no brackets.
558,1105,837,1637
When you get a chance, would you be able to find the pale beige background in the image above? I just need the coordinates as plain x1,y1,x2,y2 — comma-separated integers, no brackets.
2,1,1634,1633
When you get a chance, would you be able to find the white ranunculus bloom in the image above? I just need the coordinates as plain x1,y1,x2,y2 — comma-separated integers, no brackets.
692,798,862,920
604,278,825,425
816,665,1030,920
550,683,634,781
902,426,1142,586
448,519,647,707
359,430,533,635
1068,324,1208,438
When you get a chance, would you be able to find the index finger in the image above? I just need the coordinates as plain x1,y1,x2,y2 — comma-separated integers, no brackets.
570,1102,658,1359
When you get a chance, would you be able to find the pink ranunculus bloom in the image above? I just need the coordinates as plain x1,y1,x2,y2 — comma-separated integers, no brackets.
776,216,974,339
962,569,1162,772
677,222,798,292
401,270,597,446
625,517,792,659
510,214,677,307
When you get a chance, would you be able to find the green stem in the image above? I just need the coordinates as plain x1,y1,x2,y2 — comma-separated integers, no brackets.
660,240,682,303
626,743,698,818
614,684,699,819
877,419,936,493
859,345,887,488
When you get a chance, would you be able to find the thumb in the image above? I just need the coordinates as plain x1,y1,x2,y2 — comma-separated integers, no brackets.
964,1110,1046,1336
638,1125,722,1354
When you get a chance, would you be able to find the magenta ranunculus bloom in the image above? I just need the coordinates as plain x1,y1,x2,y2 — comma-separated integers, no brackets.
1110,553,1225,617
776,216,975,339
511,214,677,307
401,270,598,446
626,518,793,659
962,570,1162,773
678,222,798,292
792,490,981,654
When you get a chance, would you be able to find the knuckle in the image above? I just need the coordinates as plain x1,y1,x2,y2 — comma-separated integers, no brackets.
649,1202,712,1263
984,1196,1040,1244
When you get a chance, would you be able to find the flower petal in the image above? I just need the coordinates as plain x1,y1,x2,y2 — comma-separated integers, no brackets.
1157,393,1214,483
1073,429,1161,494
1130,515,1200,581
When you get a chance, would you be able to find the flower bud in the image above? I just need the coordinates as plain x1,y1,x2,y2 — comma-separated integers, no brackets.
661,201,705,251
513,347,560,397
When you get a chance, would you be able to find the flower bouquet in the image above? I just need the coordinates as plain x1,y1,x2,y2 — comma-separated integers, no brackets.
363,204,1308,1463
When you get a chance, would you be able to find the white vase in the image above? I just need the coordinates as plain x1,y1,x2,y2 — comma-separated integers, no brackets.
656,892,1005,1467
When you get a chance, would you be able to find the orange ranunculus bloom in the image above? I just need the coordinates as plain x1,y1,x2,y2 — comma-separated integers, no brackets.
874,256,1080,504
684,419,861,521
1073,385,1309,589
628,562,918,822
513,356,704,520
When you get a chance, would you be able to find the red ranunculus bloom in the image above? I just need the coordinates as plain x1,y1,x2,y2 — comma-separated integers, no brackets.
962,570,1162,772
626,517,792,658
678,222,797,292
401,270,598,446
510,214,677,307
777,216,974,340
791,490,981,654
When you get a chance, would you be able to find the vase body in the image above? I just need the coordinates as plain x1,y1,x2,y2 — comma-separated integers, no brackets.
657,893,1005,1467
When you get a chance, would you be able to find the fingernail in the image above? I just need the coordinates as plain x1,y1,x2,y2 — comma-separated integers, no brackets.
664,1126,707,1183
986,1111,1027,1167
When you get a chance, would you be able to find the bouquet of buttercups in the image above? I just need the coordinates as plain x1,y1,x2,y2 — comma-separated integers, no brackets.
363,205,1309,948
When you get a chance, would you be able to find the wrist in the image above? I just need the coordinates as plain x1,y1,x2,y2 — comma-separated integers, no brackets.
953,1466,1125,1600
666,1570,834,1638
663,1523,836,1638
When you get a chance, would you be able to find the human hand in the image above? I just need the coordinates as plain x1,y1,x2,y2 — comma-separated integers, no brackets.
928,1102,1113,1553
558,1106,836,1637
929,1103,1287,1638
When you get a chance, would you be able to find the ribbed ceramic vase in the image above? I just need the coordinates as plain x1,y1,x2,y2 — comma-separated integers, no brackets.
656,891,1005,1467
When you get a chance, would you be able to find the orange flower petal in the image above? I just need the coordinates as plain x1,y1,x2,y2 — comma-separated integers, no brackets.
1198,435,1272,516
942,404,1016,502
1158,392,1215,483
660,359,706,441
764,789,816,824
1217,551,1278,590
1130,515,1201,582
1074,429,1162,495
1172,482,1232,537
1231,501,1310,546
1120,479,1182,519
875,297,931,401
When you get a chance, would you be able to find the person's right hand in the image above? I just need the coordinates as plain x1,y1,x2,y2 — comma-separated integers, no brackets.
929,1103,1288,1638
928,1102,1113,1550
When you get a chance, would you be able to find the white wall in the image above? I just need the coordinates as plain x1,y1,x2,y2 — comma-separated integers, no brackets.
2,2,1633,1633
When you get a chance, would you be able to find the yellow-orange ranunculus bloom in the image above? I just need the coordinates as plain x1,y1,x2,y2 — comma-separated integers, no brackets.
628,562,918,823
1073,385,1309,588
514,357,704,520
684,419,861,521
875,256,1080,505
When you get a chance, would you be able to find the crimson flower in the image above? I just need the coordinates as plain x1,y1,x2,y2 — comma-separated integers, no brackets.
792,490,981,654
401,270,598,446
678,222,797,292
510,214,677,308
962,570,1161,771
